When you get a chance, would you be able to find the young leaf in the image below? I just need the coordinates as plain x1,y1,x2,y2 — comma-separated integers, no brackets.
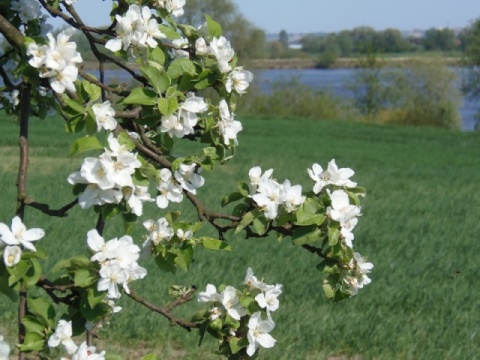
123,87,158,106
69,136,103,157
201,238,232,251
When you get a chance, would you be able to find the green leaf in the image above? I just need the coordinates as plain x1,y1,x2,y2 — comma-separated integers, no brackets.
201,238,232,251
82,80,101,102
148,46,166,65
79,296,111,321
123,87,158,106
159,24,182,40
0,262,18,301
155,252,177,274
123,212,138,234
117,131,136,151
322,280,335,299
19,332,44,352
24,258,42,289
253,216,269,236
64,98,85,115
158,97,178,116
173,246,194,271
23,315,46,335
28,297,55,327
167,58,196,79
328,226,340,247
292,225,322,246
69,136,103,157
74,268,97,288
296,212,326,226
140,65,170,94
7,259,30,286
87,286,106,309
205,14,222,38
64,114,85,133
237,182,250,197
235,211,255,234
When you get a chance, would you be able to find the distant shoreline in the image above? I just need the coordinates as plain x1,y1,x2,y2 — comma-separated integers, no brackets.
81,56,463,72
247,56,463,69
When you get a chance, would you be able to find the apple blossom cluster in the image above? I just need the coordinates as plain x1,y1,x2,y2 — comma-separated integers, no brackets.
197,268,282,357
155,0,186,16
26,27,82,93
309,160,360,248
160,93,209,139
0,216,45,267
67,133,151,215
105,5,166,54
87,229,147,300
48,320,105,359
92,101,117,132
340,252,373,296
249,167,306,219
142,217,174,251
11,0,42,24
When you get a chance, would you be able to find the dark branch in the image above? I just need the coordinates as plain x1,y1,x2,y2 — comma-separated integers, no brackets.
126,290,200,331
26,198,78,217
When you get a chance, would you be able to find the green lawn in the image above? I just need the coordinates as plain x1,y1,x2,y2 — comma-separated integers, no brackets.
1,114,479,359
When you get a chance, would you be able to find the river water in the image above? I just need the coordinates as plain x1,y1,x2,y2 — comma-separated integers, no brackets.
99,67,479,131
252,68,479,131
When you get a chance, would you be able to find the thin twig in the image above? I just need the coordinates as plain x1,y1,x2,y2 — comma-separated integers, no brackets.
126,290,200,331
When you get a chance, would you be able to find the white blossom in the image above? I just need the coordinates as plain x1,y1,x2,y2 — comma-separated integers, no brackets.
209,36,235,73
156,168,183,208
160,94,208,138
197,284,221,303
3,245,22,267
27,27,82,94
244,267,267,290
92,101,117,132
252,176,284,220
341,252,373,295
218,100,242,145
0,216,44,252
70,341,105,360
48,320,78,355
11,0,42,23
124,185,153,216
282,179,305,213
220,286,246,320
308,159,357,194
0,335,10,360
255,284,283,313
195,37,208,55
248,167,273,195
155,0,186,16
225,67,254,94
105,5,166,54
174,163,205,194
246,312,276,356
327,190,361,248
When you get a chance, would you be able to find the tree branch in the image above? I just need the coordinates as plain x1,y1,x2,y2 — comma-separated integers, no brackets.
25,198,78,217
126,290,200,331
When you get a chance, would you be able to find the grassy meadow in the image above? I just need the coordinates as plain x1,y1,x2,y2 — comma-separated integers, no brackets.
1,114,480,359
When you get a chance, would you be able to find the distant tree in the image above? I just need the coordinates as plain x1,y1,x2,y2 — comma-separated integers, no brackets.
279,30,289,49
180,0,266,59
421,28,457,51
381,28,411,53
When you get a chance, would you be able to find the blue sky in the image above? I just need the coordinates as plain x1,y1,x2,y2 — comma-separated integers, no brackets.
53,0,480,33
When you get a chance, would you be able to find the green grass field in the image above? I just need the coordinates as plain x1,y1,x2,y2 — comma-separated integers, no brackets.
1,114,480,359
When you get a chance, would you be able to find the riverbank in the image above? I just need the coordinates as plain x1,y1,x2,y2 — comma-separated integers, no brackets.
248,56,463,69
